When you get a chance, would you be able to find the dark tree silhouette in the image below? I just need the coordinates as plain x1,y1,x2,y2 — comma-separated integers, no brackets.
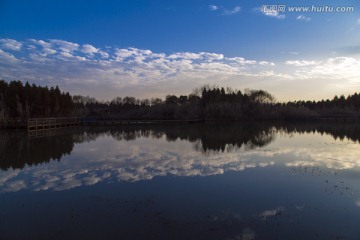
1,79,359,120
0,80,73,118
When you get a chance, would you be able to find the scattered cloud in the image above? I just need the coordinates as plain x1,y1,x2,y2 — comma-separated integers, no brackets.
49,39,79,53
0,39,22,51
81,44,99,56
209,4,218,11
0,49,17,62
264,11,285,19
223,6,241,16
301,57,360,80
209,5,241,16
357,18,360,25
259,61,275,66
289,51,299,55
0,38,280,99
1,38,360,101
297,15,311,22
256,6,285,19
80,44,109,58
285,60,320,67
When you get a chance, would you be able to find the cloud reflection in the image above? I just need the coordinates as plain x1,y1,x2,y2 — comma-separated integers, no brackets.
1,124,360,193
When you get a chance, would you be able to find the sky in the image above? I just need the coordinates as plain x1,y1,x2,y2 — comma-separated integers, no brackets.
0,0,360,101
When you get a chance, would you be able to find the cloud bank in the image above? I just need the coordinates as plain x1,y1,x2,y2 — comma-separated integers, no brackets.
0,38,360,101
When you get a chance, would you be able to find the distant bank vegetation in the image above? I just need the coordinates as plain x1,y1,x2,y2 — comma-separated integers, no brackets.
1,80,360,120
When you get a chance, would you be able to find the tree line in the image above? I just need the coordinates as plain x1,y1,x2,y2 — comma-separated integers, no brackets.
0,80,73,118
1,80,359,120
73,84,360,120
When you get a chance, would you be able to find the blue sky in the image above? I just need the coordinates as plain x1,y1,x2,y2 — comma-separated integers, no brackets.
0,0,360,101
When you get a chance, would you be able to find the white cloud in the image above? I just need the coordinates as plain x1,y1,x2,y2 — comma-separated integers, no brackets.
285,60,320,66
297,15,311,22
81,44,99,56
0,38,282,99
169,52,202,60
209,5,241,16
49,39,79,53
209,4,218,11
226,57,256,65
263,11,285,19
30,39,57,56
1,38,359,101
30,39,51,48
257,7,285,19
357,18,360,25
223,6,241,16
60,51,74,58
80,44,109,59
305,57,360,80
99,50,109,58
259,61,275,66
199,52,224,61
283,57,360,94
289,51,299,55
43,48,57,55
0,39,22,51
0,49,18,61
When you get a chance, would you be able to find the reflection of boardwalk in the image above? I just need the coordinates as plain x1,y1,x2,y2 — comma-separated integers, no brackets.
27,118,81,131
27,129,58,138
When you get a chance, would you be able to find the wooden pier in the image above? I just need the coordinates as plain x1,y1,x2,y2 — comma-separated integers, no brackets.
0,118,81,131
0,118,27,129
0,117,202,132
81,118,202,126
27,118,81,131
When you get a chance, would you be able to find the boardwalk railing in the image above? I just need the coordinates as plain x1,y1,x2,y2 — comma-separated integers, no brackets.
1,117,202,132
81,118,203,126
0,118,27,129
2,116,359,132
27,118,81,131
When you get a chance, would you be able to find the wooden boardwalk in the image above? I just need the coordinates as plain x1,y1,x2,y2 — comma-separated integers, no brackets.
81,118,202,126
0,118,27,129
0,117,202,132
27,118,81,131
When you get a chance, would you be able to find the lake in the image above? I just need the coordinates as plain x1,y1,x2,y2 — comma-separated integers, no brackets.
1,123,360,240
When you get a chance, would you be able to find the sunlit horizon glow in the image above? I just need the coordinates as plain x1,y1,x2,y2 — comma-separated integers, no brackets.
0,0,360,101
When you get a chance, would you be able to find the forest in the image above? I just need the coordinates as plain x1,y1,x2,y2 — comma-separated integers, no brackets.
0,80,73,118
1,79,360,120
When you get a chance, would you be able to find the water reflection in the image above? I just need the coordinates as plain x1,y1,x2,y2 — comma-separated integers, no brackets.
1,123,360,239
2,122,360,171
1,124,277,171
0,123,360,194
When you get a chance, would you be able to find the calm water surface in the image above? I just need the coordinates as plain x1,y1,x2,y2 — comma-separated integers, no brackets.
1,123,360,240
